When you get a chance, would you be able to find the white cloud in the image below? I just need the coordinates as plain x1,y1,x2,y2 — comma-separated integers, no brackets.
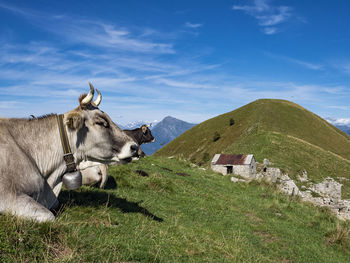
233,0,292,35
326,117,350,125
263,27,277,35
256,6,291,26
185,22,203,29
264,52,324,70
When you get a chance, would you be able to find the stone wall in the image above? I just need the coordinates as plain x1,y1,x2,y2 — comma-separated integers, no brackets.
232,165,253,179
211,163,256,179
211,164,228,175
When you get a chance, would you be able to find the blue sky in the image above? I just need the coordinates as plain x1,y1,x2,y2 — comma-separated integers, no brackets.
1,0,350,125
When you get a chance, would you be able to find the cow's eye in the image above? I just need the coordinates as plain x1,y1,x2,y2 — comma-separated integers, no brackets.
96,120,109,128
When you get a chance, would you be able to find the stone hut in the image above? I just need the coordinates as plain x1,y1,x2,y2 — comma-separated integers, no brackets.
211,154,256,179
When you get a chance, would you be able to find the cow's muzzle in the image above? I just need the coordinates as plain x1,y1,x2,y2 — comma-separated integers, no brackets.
130,144,139,157
116,142,140,161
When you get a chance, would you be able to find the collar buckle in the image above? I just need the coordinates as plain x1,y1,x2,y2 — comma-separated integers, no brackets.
63,153,77,172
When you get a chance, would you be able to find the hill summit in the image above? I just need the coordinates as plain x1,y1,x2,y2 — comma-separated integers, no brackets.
156,99,350,197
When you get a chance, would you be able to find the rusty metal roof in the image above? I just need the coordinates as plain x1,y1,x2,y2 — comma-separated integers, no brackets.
212,154,254,165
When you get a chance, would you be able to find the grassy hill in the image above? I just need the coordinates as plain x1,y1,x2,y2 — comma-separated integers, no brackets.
1,157,350,262
156,99,350,198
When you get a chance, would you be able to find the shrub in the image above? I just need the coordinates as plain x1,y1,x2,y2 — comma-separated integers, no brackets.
213,131,221,142
202,152,210,163
229,118,235,126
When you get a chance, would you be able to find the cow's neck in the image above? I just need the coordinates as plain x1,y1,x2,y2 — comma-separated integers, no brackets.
131,129,143,144
8,115,77,178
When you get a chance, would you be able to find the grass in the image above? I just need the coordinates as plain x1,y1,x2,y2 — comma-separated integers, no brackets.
156,99,350,197
225,131,350,199
1,156,350,262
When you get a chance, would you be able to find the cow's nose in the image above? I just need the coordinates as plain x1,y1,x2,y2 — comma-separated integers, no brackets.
130,144,139,155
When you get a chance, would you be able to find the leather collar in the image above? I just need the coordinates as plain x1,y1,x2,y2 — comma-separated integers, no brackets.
56,114,77,173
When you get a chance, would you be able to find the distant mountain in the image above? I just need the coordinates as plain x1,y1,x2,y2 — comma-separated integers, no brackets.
335,125,350,135
118,120,159,130
325,117,350,135
142,116,196,155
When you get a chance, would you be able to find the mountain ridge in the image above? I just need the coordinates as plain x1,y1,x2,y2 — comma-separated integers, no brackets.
141,116,196,155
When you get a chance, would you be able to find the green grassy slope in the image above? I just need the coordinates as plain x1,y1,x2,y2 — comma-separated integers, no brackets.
1,157,349,262
156,99,350,196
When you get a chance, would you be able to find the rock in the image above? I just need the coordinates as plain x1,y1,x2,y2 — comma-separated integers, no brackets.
263,168,281,183
299,190,313,199
263,158,270,166
338,200,350,220
310,177,342,200
275,212,282,217
297,170,308,182
231,177,246,183
277,174,300,196
255,173,264,180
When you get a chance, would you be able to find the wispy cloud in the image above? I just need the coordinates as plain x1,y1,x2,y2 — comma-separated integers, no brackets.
0,3,174,54
60,22,175,54
263,27,277,35
328,106,350,111
232,0,292,35
331,62,350,76
185,22,203,29
264,52,324,70
0,100,20,109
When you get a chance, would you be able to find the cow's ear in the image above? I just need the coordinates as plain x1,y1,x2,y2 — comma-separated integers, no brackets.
65,112,83,130
141,125,147,134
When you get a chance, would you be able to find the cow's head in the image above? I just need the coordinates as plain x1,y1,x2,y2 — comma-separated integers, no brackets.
65,83,138,164
140,124,155,144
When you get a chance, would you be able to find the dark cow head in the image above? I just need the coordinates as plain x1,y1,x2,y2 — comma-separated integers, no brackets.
140,124,155,144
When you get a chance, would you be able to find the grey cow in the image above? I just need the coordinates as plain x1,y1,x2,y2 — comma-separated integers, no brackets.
0,83,138,222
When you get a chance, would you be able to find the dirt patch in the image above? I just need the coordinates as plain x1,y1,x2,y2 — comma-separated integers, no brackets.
161,167,173,172
253,230,278,244
275,258,291,263
50,242,74,260
245,213,263,223
176,172,190,177
135,170,149,177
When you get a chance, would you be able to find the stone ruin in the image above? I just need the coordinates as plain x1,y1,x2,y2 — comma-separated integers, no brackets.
230,159,350,221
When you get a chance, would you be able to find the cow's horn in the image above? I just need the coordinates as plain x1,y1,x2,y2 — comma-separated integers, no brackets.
81,82,95,105
93,88,102,106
